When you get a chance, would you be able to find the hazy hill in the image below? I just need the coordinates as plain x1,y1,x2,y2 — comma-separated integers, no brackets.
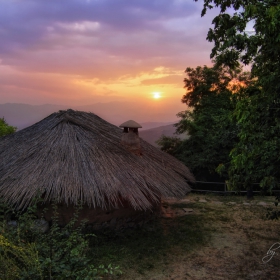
140,121,175,130
0,103,129,129
0,103,188,147
0,103,178,130
140,123,188,147
0,103,65,130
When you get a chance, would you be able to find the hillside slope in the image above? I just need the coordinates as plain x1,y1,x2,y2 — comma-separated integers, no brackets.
140,123,188,147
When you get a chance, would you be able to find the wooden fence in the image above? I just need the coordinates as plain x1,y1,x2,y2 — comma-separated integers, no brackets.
192,181,280,195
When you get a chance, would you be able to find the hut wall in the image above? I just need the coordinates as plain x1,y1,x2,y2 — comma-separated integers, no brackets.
37,202,161,229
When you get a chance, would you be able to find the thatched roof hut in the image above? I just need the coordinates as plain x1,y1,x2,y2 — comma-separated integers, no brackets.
0,109,194,213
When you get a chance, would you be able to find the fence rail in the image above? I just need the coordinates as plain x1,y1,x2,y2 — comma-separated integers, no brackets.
192,180,280,194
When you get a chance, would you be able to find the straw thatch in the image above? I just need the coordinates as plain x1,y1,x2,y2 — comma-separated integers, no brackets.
0,109,194,211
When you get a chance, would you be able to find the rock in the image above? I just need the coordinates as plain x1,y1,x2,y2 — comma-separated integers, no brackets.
243,202,251,206
257,201,267,206
199,199,207,203
227,202,237,205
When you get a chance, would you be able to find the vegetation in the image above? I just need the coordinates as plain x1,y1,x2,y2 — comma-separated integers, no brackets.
0,200,208,279
159,0,280,192
158,64,248,181
1,194,279,279
197,0,280,190
105,194,279,279
0,118,16,137
0,202,121,280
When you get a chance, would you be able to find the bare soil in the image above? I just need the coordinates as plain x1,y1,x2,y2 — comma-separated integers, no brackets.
115,194,280,280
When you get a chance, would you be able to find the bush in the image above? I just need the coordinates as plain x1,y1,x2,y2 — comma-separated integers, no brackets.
0,118,16,137
0,202,121,279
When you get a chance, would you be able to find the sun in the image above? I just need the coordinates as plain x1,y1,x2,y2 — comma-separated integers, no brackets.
153,92,161,99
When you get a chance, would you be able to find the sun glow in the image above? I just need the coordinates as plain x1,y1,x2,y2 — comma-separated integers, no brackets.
153,92,161,99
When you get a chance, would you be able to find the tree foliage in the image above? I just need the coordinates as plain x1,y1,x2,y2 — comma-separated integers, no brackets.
198,0,280,86
158,65,245,181
196,0,280,190
0,118,16,137
227,85,280,190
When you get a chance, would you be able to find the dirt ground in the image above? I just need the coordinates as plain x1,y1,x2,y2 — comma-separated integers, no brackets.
118,194,280,280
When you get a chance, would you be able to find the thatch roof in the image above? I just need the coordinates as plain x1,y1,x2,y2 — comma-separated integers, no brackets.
0,109,194,210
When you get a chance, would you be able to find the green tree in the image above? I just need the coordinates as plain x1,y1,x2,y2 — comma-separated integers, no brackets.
0,118,16,137
226,83,280,192
158,65,245,181
198,0,280,190
198,0,280,84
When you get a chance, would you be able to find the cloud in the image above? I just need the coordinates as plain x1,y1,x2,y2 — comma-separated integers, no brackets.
141,75,183,86
0,0,205,56
0,0,199,52
0,0,219,106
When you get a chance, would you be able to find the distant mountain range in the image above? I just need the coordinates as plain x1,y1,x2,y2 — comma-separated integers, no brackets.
140,121,175,131
0,103,188,146
0,103,178,130
0,103,63,130
140,123,188,146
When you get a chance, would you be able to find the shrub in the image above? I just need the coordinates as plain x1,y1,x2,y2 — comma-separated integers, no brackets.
0,201,121,279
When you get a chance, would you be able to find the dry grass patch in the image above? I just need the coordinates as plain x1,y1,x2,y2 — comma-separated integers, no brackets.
96,193,279,280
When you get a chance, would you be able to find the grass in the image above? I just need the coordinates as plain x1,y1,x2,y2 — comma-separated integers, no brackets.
84,193,280,280
2,193,279,279
89,212,211,276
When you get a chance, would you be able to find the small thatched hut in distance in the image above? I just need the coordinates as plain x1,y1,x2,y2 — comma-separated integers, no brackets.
0,109,194,227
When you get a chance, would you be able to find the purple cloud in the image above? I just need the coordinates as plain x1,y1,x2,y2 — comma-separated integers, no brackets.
0,0,201,53
0,0,219,106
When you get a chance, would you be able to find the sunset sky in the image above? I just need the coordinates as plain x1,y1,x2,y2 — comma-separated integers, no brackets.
0,0,219,122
